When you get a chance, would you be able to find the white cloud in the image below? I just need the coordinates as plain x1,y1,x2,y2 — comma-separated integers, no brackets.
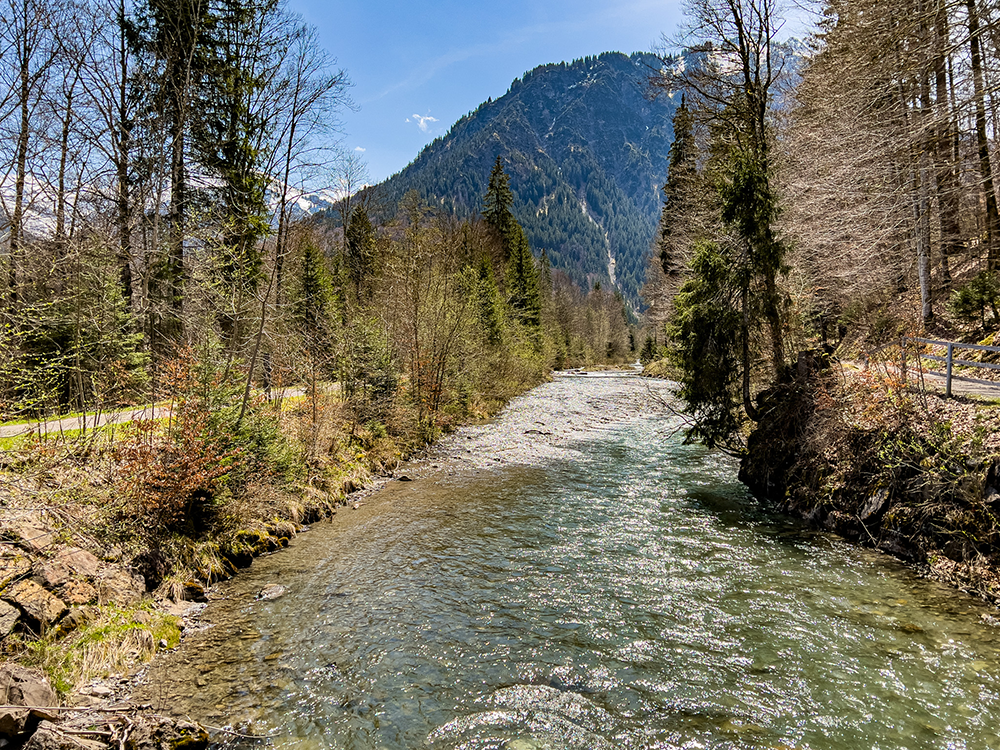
411,114,438,133
354,146,366,152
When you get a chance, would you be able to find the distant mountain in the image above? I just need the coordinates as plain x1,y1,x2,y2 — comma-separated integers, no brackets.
364,52,682,308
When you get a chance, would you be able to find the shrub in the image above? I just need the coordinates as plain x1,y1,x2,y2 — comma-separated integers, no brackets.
949,271,1000,329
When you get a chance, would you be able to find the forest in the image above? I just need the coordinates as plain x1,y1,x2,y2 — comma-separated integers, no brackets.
643,0,1000,450
0,0,633,426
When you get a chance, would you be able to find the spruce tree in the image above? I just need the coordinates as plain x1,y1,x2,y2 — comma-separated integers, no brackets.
131,0,217,342
506,225,541,327
345,206,377,301
658,95,699,279
483,155,516,255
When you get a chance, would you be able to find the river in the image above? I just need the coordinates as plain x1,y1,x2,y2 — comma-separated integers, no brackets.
134,372,1000,749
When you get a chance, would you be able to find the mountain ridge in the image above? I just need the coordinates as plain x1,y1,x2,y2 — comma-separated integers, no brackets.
361,51,681,306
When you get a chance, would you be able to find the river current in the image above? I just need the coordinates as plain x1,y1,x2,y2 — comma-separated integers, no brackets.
136,373,1000,749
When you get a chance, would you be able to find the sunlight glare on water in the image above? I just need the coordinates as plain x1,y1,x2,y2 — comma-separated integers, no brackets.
135,374,1000,750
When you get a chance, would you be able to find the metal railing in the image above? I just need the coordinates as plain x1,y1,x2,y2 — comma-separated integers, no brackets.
901,336,1000,398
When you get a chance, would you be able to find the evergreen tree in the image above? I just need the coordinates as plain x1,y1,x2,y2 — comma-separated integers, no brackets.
506,225,541,327
193,0,278,302
295,243,333,343
669,239,743,450
131,0,217,341
482,155,516,255
658,95,699,279
475,255,504,346
345,205,377,301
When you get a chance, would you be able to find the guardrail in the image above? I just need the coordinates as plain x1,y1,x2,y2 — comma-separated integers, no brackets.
901,336,1000,398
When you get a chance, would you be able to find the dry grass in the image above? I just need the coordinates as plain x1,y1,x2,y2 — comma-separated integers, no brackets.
7,603,181,695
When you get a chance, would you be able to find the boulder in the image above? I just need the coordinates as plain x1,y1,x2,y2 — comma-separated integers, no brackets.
37,547,102,591
22,721,106,750
5,520,56,553
0,665,56,739
823,510,861,540
95,569,145,606
124,716,208,750
860,488,890,523
0,544,33,590
61,581,98,606
0,599,20,637
37,561,71,589
53,548,102,579
2,580,67,629
53,608,93,638
179,581,207,603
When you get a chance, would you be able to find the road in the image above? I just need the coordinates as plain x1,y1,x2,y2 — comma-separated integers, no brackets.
0,387,309,440
847,359,1000,401
0,405,173,439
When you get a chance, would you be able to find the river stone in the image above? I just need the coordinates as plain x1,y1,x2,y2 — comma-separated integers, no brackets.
0,544,32,590
2,580,67,629
22,721,106,750
180,580,208,603
124,715,208,750
256,583,286,601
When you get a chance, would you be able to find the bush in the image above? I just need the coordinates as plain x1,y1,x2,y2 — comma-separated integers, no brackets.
116,348,295,539
949,271,1000,328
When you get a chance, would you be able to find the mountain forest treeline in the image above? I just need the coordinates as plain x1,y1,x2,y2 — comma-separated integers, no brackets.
643,0,1000,452
359,52,679,310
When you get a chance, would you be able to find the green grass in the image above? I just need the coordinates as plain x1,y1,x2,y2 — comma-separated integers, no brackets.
0,421,131,451
10,602,181,695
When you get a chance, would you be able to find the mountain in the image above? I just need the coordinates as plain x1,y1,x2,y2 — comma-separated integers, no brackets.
365,52,681,307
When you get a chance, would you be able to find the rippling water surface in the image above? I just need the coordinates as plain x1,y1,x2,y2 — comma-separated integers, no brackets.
137,374,1000,750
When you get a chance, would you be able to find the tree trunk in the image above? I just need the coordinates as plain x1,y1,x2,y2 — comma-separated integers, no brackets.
934,0,960,287
10,26,31,303
966,0,1000,269
116,0,133,307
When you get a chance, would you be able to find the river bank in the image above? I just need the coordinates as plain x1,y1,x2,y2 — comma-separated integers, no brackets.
1,366,646,748
740,355,1000,606
0,367,558,747
121,372,1000,749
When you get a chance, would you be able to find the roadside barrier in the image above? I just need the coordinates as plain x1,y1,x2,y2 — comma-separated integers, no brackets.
900,336,1000,398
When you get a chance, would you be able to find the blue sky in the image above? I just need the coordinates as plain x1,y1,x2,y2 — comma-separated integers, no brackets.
286,0,691,183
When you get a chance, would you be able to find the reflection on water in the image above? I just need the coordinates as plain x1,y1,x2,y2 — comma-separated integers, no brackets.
135,375,1000,750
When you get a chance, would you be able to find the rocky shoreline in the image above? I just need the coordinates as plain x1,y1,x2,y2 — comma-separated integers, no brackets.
1,663,209,750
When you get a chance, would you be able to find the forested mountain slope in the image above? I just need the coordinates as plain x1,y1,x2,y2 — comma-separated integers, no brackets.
365,52,680,307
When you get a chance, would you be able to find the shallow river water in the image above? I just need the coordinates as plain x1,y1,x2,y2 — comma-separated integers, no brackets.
136,373,1000,750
